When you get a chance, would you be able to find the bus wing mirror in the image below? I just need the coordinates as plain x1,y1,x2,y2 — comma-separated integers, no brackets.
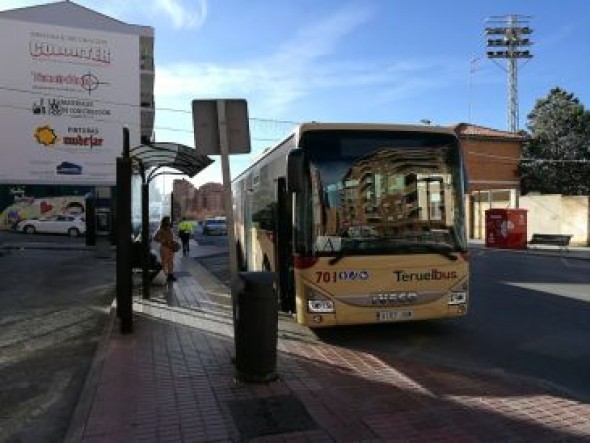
287,148,306,193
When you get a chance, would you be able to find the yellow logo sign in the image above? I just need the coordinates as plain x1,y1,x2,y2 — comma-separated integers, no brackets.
34,125,58,146
33,125,104,148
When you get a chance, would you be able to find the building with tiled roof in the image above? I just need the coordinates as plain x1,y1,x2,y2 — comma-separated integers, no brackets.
452,123,525,193
451,123,526,239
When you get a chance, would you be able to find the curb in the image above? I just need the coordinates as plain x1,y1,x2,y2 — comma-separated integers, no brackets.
469,244,590,261
0,244,113,252
63,303,116,443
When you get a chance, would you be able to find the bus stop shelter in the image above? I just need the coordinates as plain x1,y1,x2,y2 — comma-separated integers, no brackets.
116,128,213,333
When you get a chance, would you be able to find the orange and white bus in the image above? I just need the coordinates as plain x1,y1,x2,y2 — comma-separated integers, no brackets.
232,123,469,327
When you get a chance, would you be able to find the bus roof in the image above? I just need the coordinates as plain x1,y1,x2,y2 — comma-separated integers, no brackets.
232,122,457,184
295,122,456,136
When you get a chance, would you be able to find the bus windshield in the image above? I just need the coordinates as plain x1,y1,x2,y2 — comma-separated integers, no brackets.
299,130,467,257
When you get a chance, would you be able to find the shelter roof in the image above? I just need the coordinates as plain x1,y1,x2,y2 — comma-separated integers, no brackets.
130,142,213,180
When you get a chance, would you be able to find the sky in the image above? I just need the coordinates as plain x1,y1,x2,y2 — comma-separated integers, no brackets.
2,0,589,191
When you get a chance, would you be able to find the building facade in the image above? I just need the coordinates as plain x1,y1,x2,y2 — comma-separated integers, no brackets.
0,1,154,233
172,179,225,221
452,123,525,239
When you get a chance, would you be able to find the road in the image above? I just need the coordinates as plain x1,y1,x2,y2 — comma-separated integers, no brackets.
1,229,589,441
192,227,231,286
0,231,114,443
314,249,590,399
193,232,590,402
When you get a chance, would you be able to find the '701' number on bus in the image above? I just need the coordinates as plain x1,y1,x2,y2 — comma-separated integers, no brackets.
315,270,370,283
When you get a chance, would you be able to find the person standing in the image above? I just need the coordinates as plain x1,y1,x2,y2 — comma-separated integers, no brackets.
153,216,177,281
177,217,194,256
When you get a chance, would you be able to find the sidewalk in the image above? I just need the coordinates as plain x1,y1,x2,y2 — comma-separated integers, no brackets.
63,240,590,442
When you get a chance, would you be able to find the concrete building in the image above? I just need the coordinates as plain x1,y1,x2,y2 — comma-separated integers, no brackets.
172,179,225,221
0,1,154,233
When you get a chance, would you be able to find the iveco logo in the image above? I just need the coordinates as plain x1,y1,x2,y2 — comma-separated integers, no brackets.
371,292,418,305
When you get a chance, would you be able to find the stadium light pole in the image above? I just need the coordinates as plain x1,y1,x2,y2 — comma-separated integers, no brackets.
485,14,533,132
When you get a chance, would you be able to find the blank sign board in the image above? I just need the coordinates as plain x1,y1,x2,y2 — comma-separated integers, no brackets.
192,99,251,155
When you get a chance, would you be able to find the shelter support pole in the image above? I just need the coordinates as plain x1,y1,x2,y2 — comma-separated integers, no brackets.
141,182,151,299
116,127,133,334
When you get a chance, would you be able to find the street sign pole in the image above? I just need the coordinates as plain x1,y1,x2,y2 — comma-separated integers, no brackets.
192,98,251,360
216,100,241,306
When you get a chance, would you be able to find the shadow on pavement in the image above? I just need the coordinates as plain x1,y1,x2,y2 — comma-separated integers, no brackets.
74,299,590,442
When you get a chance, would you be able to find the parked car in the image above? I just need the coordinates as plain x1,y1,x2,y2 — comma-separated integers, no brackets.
56,161,82,175
202,217,227,236
16,214,86,237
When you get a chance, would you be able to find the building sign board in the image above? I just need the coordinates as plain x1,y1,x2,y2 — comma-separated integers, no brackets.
0,18,140,185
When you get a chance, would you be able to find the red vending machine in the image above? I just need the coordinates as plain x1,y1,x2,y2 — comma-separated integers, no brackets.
485,208,528,249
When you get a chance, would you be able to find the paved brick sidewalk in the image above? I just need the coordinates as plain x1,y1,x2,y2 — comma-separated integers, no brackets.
66,251,590,442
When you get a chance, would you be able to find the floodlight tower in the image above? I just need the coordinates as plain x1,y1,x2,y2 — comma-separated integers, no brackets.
485,14,533,132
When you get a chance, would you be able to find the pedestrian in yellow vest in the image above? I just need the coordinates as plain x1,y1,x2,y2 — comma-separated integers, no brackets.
177,217,194,256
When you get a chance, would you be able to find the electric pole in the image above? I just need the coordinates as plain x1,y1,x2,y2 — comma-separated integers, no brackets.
485,15,533,132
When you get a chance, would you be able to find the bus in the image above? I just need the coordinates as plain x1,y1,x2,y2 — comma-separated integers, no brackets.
232,123,469,328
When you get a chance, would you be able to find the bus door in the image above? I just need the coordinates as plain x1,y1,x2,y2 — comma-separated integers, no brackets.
275,177,295,312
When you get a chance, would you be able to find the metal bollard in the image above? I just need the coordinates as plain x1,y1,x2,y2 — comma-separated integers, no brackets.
234,271,278,383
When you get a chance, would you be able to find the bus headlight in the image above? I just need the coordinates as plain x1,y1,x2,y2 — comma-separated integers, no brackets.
449,280,468,306
307,290,335,313
449,291,468,305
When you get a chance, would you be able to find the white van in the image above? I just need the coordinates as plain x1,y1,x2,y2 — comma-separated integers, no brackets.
202,217,227,236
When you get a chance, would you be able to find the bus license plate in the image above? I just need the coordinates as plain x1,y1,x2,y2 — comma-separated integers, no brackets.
376,310,413,322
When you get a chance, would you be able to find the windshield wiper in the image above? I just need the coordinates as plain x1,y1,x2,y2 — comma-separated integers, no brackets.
327,241,459,266
423,244,459,261
368,239,460,261
394,242,459,261
328,248,353,265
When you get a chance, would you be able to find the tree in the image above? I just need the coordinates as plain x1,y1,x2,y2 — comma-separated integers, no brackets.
519,87,590,195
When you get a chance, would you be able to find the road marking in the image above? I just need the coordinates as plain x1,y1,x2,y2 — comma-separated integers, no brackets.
559,256,589,269
504,282,590,303
520,331,590,360
560,256,573,268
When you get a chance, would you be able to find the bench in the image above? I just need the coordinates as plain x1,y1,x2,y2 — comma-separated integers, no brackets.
528,234,572,252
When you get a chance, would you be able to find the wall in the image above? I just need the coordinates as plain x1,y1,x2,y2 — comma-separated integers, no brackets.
453,124,524,194
519,195,589,246
462,138,522,192
467,190,514,240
